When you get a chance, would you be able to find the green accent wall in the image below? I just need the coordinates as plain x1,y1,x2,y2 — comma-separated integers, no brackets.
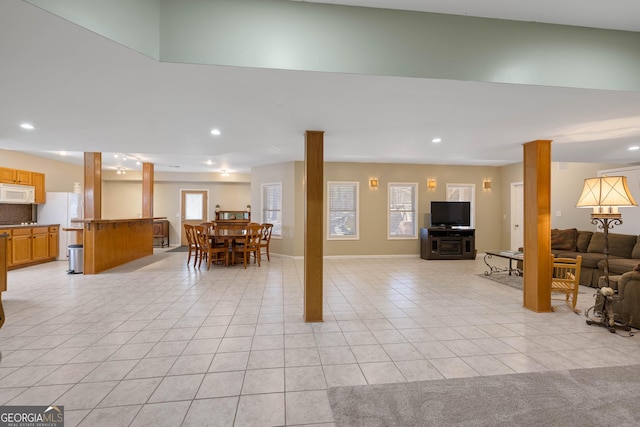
27,0,640,91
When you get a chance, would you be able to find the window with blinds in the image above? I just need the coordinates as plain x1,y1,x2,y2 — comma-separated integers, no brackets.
262,182,282,237
327,181,359,240
446,183,476,228
388,182,417,239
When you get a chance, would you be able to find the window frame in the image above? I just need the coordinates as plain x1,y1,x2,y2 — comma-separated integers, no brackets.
327,181,360,241
387,182,418,240
261,182,282,238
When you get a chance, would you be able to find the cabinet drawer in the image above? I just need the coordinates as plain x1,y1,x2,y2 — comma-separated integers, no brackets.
32,227,48,234
49,226,59,232
12,228,32,236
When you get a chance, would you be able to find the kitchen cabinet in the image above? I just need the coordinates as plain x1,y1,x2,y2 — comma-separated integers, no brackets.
32,227,49,261
3,230,11,270
1,233,6,293
49,226,59,259
0,168,14,183
32,172,45,203
12,228,32,265
0,167,32,185
3,225,60,269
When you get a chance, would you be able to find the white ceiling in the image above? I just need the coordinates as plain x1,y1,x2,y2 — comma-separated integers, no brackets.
1,0,640,174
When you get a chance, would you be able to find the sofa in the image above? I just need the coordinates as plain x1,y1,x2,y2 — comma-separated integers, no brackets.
618,269,640,328
550,228,640,288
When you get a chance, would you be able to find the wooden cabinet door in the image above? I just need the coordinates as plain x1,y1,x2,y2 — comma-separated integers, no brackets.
32,228,49,261
12,232,32,265
49,230,59,259
33,172,45,203
5,230,12,268
0,167,16,184
15,170,32,185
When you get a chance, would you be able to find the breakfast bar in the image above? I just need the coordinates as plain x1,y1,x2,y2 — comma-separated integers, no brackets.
72,217,165,274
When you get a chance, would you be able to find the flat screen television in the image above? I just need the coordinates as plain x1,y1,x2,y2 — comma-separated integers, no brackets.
430,201,471,228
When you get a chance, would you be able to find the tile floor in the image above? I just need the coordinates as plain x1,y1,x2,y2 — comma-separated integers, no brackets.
1,250,639,426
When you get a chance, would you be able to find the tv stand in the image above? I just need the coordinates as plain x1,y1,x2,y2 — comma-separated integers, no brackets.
420,227,475,260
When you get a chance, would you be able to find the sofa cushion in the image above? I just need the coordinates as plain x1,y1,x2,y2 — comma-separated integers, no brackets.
551,228,577,251
552,251,603,269
587,232,637,258
632,236,640,259
601,257,640,275
576,231,594,253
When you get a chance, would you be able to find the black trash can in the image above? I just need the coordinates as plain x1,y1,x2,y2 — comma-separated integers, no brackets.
68,244,83,274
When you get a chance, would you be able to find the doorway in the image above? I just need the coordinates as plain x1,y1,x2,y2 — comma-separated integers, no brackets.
510,182,524,250
180,190,208,245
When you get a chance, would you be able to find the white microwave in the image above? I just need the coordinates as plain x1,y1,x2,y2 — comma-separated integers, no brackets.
0,183,35,204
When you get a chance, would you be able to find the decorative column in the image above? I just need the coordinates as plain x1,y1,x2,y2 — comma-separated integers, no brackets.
523,140,552,312
84,152,102,219
304,130,324,322
142,162,154,218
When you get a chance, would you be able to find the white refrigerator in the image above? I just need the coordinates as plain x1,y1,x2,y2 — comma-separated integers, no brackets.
37,192,83,261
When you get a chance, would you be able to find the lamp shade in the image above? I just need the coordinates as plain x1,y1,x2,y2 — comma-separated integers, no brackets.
576,176,637,208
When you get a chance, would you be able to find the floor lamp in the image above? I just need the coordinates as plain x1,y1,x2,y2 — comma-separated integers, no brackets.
576,176,637,287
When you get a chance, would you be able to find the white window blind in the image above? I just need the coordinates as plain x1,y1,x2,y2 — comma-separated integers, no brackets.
446,183,475,228
262,183,282,237
388,183,417,239
328,181,359,240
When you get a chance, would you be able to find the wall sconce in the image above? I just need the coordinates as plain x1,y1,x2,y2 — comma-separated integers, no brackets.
116,167,126,175
427,179,437,190
369,178,379,189
483,180,492,191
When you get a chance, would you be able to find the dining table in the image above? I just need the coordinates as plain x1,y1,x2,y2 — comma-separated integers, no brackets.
206,227,248,266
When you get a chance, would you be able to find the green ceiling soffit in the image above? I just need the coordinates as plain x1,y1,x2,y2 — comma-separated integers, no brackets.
25,0,640,92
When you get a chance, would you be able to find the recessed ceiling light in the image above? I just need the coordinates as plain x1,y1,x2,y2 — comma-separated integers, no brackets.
629,146,640,151
20,123,34,130
205,160,213,165
432,138,442,143
210,129,221,136
59,151,67,156
269,147,281,153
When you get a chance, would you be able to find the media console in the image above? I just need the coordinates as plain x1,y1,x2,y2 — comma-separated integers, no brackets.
420,227,476,260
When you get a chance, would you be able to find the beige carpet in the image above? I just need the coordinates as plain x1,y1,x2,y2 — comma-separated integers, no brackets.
328,364,640,426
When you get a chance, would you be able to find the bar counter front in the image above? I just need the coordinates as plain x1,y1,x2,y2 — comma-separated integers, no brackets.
72,217,165,274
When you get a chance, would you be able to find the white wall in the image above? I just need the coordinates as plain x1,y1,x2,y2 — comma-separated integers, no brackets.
596,165,640,235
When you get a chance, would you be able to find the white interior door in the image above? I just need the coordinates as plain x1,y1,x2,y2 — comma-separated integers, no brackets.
180,190,208,245
510,182,524,250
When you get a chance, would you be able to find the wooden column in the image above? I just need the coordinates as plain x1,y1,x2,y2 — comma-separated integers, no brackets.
142,162,154,217
84,152,102,219
304,130,324,322
523,140,552,312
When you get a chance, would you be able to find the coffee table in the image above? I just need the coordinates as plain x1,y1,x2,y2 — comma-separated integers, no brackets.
484,250,523,276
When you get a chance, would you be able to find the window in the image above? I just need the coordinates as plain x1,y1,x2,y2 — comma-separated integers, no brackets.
262,183,282,237
388,182,417,239
328,181,359,240
446,183,475,228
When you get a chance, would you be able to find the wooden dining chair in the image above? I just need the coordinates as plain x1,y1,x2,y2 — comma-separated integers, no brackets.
551,255,582,313
232,224,263,268
183,224,199,266
194,225,228,270
259,223,274,261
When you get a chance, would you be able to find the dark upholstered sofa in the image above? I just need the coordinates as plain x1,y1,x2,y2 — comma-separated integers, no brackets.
550,228,640,288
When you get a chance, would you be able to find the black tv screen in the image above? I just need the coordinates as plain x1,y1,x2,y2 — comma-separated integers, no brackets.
430,201,471,228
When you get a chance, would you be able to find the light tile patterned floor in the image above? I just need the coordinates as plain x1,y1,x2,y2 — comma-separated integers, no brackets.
1,250,639,426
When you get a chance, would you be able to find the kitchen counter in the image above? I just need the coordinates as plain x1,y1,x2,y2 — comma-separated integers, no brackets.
0,223,60,229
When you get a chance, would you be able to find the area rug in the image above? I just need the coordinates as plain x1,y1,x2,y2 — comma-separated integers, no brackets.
476,273,523,290
328,364,640,426
166,246,189,252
